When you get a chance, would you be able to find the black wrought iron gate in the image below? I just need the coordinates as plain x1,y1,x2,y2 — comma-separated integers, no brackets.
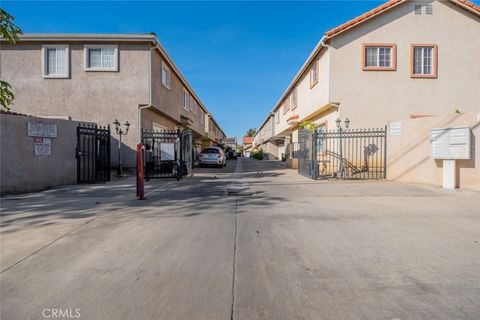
76,124,111,183
298,126,387,180
141,129,192,181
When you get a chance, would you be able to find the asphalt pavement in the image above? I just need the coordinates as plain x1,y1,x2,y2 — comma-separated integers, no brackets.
1,158,479,320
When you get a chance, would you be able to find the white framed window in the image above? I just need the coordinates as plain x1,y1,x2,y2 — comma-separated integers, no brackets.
276,110,280,124
161,61,171,89
183,89,190,111
153,122,167,132
42,45,69,78
292,88,297,109
310,61,319,88
200,111,205,125
363,44,396,70
191,99,198,114
84,44,118,71
414,4,422,15
411,44,437,78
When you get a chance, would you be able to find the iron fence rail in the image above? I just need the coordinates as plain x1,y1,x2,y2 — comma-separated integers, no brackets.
298,126,387,180
141,129,192,181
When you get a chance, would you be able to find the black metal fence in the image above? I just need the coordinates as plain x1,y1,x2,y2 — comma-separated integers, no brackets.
141,129,192,181
76,124,111,183
298,127,387,180
285,142,299,159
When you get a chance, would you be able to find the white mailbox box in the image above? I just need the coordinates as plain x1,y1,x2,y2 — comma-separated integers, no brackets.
429,126,471,189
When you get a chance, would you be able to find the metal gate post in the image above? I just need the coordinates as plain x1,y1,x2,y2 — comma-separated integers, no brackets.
137,143,145,200
177,128,182,181
312,130,318,179
384,124,387,179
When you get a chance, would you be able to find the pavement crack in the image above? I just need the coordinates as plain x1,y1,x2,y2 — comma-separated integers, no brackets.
230,194,238,320
0,215,101,274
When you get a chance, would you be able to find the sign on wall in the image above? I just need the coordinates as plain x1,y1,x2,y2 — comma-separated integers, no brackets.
160,143,175,161
33,137,52,156
390,122,401,136
429,127,471,160
28,121,57,138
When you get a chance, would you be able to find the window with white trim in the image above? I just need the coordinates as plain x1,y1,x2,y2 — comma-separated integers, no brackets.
276,110,280,124
283,97,290,115
42,45,69,78
292,88,297,109
84,45,118,71
161,61,171,89
200,111,205,125
412,45,436,76
190,97,198,113
183,89,190,111
310,61,318,87
153,122,167,132
365,46,392,68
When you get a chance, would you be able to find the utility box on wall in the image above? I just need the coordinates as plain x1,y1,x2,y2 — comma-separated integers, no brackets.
429,126,471,189
430,126,471,160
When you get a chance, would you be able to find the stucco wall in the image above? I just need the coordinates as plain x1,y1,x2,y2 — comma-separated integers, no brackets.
0,42,150,167
0,114,84,195
273,49,330,138
151,50,208,138
329,0,480,128
387,113,480,191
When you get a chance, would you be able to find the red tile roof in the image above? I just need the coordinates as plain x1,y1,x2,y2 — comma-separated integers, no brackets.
243,137,254,145
324,0,479,40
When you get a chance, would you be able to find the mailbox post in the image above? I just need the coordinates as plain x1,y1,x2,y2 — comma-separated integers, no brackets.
429,126,471,190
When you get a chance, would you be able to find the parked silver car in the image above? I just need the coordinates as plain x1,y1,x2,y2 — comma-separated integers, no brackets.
199,147,227,168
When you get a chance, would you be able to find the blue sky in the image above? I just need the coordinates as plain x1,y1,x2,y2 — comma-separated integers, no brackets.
5,0,476,140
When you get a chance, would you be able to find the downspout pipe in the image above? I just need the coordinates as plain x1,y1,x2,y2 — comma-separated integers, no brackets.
138,44,158,142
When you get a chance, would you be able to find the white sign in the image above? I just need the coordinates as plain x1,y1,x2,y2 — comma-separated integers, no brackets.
390,122,401,136
28,122,57,138
160,143,175,161
430,127,471,160
34,137,52,156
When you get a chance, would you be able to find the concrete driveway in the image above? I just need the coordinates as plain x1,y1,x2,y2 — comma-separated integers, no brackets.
1,158,479,320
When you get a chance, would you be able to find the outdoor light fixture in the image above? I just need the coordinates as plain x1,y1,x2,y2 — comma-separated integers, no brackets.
335,117,351,178
335,117,341,129
113,119,130,176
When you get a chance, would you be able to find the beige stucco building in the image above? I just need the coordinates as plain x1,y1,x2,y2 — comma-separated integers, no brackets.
253,0,480,161
0,34,226,167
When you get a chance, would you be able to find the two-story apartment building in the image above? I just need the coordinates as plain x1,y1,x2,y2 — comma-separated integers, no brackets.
0,33,226,167
254,0,480,160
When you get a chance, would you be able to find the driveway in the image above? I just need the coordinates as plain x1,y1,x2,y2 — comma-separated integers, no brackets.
1,158,479,320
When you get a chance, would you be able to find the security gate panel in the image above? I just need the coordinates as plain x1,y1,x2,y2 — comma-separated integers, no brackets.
298,127,386,180
76,124,111,183
141,129,192,180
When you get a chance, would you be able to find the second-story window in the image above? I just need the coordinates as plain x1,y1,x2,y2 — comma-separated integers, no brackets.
161,61,171,89
200,111,205,125
310,60,319,88
190,97,198,114
292,88,297,110
183,89,190,111
363,44,396,70
283,97,290,115
276,110,280,124
411,44,437,78
84,45,118,71
42,45,69,78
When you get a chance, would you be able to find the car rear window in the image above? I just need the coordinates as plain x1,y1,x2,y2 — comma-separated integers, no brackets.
203,148,220,154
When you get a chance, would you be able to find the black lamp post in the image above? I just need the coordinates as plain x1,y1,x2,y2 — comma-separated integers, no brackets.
335,117,350,177
113,119,130,176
